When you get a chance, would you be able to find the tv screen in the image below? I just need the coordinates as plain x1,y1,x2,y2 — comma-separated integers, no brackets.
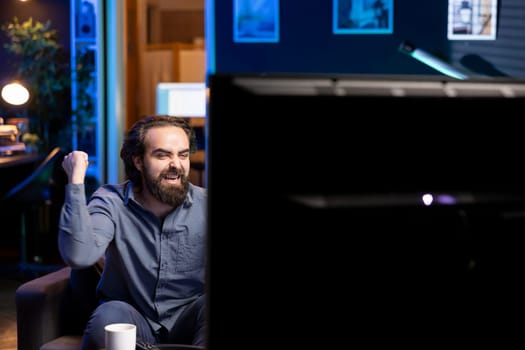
207,73,525,348
209,74,525,203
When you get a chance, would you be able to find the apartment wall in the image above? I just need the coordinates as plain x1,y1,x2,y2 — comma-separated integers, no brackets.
449,0,525,78
213,0,525,78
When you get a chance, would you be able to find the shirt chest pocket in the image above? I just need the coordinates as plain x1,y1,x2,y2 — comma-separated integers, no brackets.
173,229,206,273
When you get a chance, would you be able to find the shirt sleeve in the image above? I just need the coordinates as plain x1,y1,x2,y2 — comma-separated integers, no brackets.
58,183,112,268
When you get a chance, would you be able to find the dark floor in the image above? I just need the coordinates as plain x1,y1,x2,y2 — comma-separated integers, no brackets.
0,279,18,350
0,261,27,350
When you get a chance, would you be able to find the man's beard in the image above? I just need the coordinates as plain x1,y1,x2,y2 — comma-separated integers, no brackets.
144,166,189,208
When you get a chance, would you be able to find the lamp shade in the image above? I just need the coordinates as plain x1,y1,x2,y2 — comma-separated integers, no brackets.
1,82,30,106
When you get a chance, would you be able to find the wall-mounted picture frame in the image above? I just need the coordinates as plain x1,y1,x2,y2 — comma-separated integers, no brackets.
447,0,497,40
333,0,394,35
234,0,279,43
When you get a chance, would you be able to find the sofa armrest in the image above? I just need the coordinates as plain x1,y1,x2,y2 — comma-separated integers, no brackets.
15,266,72,350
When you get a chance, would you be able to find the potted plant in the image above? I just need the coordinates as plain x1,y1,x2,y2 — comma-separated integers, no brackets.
21,132,41,153
1,16,71,152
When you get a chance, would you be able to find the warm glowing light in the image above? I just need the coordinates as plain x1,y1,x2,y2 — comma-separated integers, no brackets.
1,82,30,106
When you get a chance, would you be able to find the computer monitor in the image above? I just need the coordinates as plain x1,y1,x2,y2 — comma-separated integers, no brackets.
156,82,206,117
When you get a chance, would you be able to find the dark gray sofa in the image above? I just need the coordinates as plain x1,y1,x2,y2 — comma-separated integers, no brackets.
15,265,100,350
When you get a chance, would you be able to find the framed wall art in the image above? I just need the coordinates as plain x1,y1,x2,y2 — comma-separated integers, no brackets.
333,0,393,34
448,0,497,40
234,0,279,43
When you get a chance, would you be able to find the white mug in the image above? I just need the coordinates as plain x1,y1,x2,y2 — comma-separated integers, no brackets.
104,323,137,350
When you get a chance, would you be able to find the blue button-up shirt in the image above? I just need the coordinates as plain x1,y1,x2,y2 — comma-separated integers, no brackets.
58,181,207,332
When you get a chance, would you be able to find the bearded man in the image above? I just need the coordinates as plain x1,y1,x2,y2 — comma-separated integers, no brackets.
59,115,206,350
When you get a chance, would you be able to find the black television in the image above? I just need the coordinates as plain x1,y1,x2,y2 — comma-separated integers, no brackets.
207,74,525,348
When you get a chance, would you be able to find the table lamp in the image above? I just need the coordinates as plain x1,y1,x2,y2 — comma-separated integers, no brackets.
1,81,31,152
1,81,30,107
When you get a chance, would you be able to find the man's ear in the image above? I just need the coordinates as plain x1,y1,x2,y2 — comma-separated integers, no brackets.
132,155,143,171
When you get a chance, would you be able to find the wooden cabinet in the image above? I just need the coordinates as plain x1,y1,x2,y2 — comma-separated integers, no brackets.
140,42,205,119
